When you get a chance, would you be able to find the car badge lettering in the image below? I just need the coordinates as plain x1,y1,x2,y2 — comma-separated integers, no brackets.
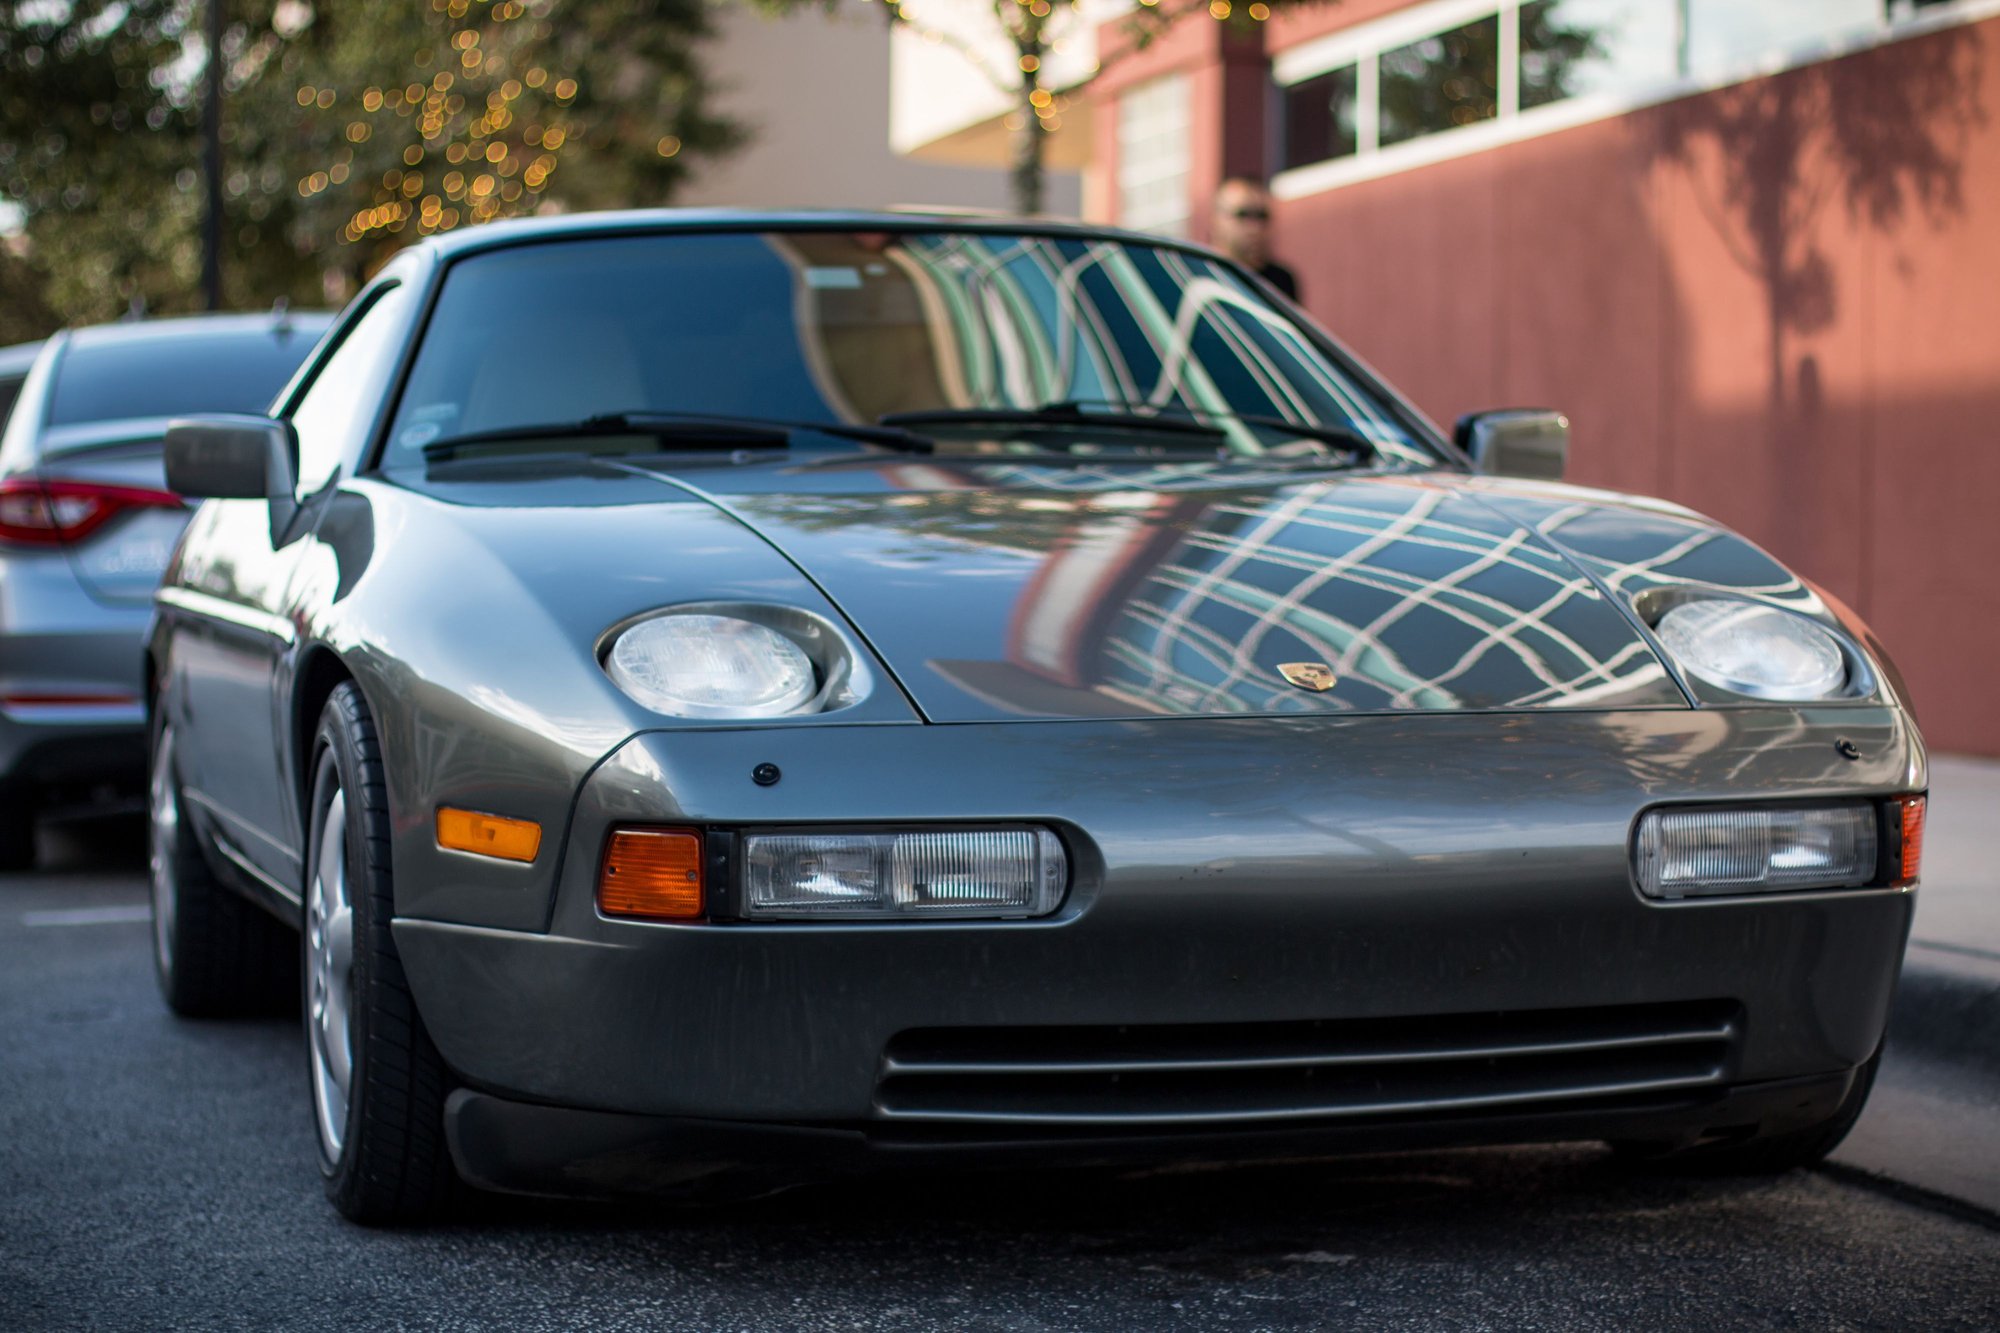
1278,662,1337,692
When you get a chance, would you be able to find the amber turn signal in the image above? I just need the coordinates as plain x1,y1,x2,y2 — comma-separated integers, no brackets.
435,807,542,863
1891,795,1926,887
599,827,704,920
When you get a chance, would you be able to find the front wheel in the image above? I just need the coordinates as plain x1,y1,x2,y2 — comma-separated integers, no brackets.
306,682,458,1225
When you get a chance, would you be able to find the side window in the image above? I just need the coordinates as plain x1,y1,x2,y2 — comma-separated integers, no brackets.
288,283,415,495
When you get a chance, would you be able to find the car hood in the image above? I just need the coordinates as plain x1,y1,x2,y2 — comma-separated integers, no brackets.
664,459,1692,723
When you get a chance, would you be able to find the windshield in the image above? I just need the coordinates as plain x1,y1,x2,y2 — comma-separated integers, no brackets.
48,327,321,427
381,230,1440,467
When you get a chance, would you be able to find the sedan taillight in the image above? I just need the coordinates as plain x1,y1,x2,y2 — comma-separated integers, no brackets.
0,478,183,546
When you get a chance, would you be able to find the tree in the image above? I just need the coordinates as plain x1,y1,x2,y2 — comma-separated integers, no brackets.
749,0,1333,215
0,242,59,346
0,1,208,324
249,0,741,298
0,1,742,332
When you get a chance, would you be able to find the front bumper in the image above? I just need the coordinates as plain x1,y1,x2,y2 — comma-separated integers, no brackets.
393,706,1919,1178
445,1066,1867,1199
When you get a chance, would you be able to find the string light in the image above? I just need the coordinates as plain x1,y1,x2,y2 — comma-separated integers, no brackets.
302,4,667,246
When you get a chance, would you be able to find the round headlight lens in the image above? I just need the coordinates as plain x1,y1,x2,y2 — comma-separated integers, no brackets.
606,614,816,718
1655,600,1847,701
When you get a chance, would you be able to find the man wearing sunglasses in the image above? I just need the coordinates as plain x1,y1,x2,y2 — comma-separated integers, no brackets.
1212,177,1300,303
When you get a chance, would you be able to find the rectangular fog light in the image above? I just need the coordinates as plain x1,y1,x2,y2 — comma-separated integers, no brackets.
742,828,1067,920
1635,804,1878,900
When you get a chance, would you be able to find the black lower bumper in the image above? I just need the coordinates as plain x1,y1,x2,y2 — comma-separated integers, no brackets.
444,1067,1863,1201
1,730,146,814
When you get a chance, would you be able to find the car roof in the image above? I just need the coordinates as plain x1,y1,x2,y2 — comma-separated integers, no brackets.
63,310,334,350
0,340,43,377
411,207,1214,265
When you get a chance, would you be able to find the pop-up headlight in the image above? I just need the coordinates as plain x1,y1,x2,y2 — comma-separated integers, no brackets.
604,613,816,719
1653,600,1849,701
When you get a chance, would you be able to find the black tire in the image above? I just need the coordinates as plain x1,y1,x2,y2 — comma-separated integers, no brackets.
1612,1054,1880,1175
149,719,297,1017
305,681,458,1226
0,781,36,872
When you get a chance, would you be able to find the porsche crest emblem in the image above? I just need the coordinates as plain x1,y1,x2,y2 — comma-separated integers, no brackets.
1278,662,1337,692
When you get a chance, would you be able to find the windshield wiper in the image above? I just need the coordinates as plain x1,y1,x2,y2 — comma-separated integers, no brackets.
420,412,931,461
877,402,1380,462
878,401,1226,440
1227,414,1378,460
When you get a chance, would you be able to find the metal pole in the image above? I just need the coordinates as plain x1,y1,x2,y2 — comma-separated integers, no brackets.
201,0,224,311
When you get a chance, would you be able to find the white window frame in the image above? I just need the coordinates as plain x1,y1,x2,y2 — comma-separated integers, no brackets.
1117,72,1195,236
1272,0,2000,201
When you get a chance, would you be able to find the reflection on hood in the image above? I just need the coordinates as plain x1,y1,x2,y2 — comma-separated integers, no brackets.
723,463,1690,723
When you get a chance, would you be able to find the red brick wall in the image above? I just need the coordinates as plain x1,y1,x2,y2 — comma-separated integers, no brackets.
1266,18,2000,755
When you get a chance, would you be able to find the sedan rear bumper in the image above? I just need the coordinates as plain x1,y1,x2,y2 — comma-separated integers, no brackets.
0,573,151,799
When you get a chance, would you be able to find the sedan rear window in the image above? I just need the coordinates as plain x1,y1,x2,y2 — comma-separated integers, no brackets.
48,329,320,427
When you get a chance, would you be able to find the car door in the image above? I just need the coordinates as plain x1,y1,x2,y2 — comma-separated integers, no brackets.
171,280,420,889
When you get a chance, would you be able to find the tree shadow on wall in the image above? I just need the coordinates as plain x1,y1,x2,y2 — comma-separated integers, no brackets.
1640,24,1985,418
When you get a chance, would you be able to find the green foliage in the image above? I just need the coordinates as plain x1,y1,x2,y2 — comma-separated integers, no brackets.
0,0,740,336
0,2,207,325
254,0,740,295
0,243,59,346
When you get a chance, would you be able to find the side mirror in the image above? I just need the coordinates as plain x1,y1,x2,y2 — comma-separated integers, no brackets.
1455,409,1569,481
164,415,300,543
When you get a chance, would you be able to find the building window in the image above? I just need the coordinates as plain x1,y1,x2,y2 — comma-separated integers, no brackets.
1272,0,1987,190
1117,73,1192,237
1378,15,1500,148
1282,65,1361,171
1684,0,1882,75
1519,0,1677,111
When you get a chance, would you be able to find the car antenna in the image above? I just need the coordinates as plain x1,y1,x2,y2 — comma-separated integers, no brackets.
123,294,146,322
271,296,293,335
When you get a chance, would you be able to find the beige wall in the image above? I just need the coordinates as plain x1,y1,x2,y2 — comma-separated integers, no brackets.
679,1,1080,214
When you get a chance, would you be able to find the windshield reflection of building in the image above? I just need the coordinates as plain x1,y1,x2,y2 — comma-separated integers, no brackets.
769,229,1419,463
888,462,1673,718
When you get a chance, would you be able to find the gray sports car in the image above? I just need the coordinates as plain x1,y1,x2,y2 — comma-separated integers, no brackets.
149,211,1924,1225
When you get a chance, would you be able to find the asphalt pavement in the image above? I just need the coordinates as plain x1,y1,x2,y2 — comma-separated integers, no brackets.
1829,754,2000,1214
3,819,1998,1331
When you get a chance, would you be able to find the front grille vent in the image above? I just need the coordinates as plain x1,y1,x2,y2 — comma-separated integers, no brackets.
876,1001,1740,1127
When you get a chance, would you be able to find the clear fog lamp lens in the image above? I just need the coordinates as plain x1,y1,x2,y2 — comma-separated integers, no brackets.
1655,600,1847,701
1635,805,1877,899
605,614,816,719
743,829,1068,919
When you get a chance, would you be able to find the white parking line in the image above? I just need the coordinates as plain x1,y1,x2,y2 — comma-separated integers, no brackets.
21,905,152,928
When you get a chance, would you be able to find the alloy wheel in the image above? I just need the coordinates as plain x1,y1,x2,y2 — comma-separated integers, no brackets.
306,789,356,1162
149,731,179,977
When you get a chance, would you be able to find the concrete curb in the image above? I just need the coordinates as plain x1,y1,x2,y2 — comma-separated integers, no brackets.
1887,941,2000,1081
